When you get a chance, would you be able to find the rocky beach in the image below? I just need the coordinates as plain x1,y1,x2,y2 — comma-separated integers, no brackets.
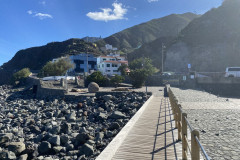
0,85,150,160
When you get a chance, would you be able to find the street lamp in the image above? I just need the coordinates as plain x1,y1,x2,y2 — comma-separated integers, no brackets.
162,43,166,74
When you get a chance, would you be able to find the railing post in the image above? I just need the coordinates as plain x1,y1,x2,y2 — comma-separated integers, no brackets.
182,113,187,160
177,104,182,141
174,99,178,128
191,129,200,160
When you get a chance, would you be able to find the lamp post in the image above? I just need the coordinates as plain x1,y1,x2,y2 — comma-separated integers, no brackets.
161,43,165,74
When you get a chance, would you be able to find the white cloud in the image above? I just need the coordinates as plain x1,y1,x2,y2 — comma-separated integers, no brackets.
27,10,53,20
147,0,159,2
27,10,33,15
86,3,127,22
35,13,53,20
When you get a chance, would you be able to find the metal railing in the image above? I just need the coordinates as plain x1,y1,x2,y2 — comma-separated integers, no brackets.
168,87,211,160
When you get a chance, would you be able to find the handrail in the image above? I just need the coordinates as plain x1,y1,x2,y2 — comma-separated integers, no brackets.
167,86,211,160
184,116,193,132
195,136,211,160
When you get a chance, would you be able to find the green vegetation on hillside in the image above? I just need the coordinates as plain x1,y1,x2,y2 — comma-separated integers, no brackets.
98,13,198,52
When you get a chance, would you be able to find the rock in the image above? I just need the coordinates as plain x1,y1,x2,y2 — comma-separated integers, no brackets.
48,135,60,146
78,155,87,160
88,82,99,93
65,143,74,151
105,131,114,138
103,95,113,101
0,133,13,144
67,112,76,122
38,141,51,154
95,132,104,142
80,143,94,156
53,146,63,153
109,111,126,119
8,142,26,155
49,126,61,135
109,122,120,130
60,135,69,145
76,133,92,145
61,122,71,134
83,111,88,116
97,112,108,121
77,103,83,108
18,154,28,160
0,151,16,160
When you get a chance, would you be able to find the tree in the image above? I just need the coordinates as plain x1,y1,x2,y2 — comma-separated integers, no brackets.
12,68,31,85
38,58,73,77
129,57,158,88
110,75,124,87
117,64,128,76
86,71,108,87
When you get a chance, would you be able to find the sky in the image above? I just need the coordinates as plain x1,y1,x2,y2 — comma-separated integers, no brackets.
0,0,223,66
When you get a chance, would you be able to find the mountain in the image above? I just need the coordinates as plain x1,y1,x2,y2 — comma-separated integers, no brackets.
82,36,102,43
164,0,240,72
0,38,103,84
98,13,199,51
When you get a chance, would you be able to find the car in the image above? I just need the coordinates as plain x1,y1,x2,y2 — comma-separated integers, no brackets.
225,67,240,77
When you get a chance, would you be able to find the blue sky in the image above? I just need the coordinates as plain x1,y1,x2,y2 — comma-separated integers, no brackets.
0,0,222,66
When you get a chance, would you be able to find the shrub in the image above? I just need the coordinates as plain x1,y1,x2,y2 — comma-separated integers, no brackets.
129,57,158,88
86,71,108,87
110,75,124,87
117,64,128,76
12,68,31,84
38,58,73,77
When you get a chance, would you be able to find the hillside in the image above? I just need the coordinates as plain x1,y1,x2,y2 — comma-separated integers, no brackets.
1,38,102,71
165,0,240,72
98,13,199,51
0,39,103,84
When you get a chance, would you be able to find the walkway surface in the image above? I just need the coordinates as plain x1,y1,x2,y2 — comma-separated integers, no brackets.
112,87,182,160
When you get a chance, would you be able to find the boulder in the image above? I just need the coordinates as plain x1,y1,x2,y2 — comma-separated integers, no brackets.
88,82,99,93
48,135,60,146
80,143,94,156
8,142,26,155
18,154,28,160
0,133,13,144
109,122,120,130
0,151,16,160
109,111,126,119
76,133,91,145
38,141,51,154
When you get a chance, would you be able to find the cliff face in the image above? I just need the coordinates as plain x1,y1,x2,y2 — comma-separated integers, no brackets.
165,0,240,72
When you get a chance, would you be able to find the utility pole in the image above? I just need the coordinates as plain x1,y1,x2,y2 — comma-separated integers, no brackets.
86,37,89,75
162,43,164,73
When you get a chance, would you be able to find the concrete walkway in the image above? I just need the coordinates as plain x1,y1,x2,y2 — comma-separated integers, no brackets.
111,94,182,159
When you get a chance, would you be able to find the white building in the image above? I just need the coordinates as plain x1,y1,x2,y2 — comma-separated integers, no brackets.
100,44,118,51
97,53,128,76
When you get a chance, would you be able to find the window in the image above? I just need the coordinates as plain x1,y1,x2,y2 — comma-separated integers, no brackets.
113,70,118,72
112,64,118,67
102,64,104,67
228,68,240,71
103,58,106,61
107,64,110,67
107,70,111,72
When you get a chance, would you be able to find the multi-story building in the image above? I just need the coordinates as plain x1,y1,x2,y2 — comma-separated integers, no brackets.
97,53,128,76
69,53,97,73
